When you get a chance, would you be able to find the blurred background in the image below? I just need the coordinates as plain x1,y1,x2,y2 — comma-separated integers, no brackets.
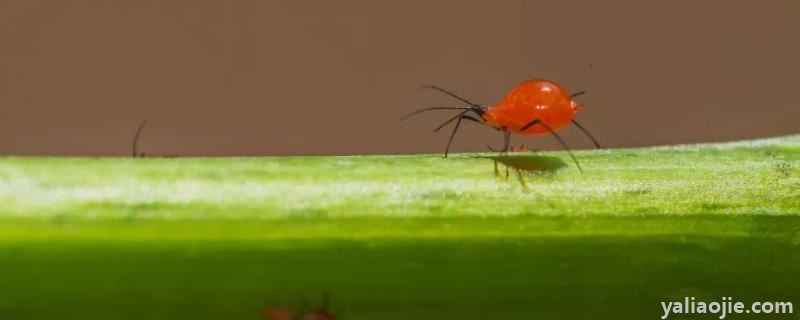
0,0,798,156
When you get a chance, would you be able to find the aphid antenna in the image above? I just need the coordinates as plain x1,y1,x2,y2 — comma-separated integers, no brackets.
401,85,487,121
132,120,147,158
420,85,479,107
571,91,586,98
400,106,472,122
420,85,486,115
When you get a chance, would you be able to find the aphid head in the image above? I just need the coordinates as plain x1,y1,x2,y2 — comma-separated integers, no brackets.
401,85,489,157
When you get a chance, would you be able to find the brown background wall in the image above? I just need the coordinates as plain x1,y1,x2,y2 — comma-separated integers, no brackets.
0,0,798,156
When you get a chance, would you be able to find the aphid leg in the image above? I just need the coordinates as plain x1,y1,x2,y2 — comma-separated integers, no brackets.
443,115,466,158
502,130,511,153
439,114,485,157
503,130,511,178
486,129,509,153
571,119,602,149
132,120,147,158
520,119,584,172
400,106,471,122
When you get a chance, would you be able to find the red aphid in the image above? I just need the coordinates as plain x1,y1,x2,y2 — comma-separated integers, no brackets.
404,79,601,171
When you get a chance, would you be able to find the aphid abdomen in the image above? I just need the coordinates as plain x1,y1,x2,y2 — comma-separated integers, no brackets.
487,80,577,135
